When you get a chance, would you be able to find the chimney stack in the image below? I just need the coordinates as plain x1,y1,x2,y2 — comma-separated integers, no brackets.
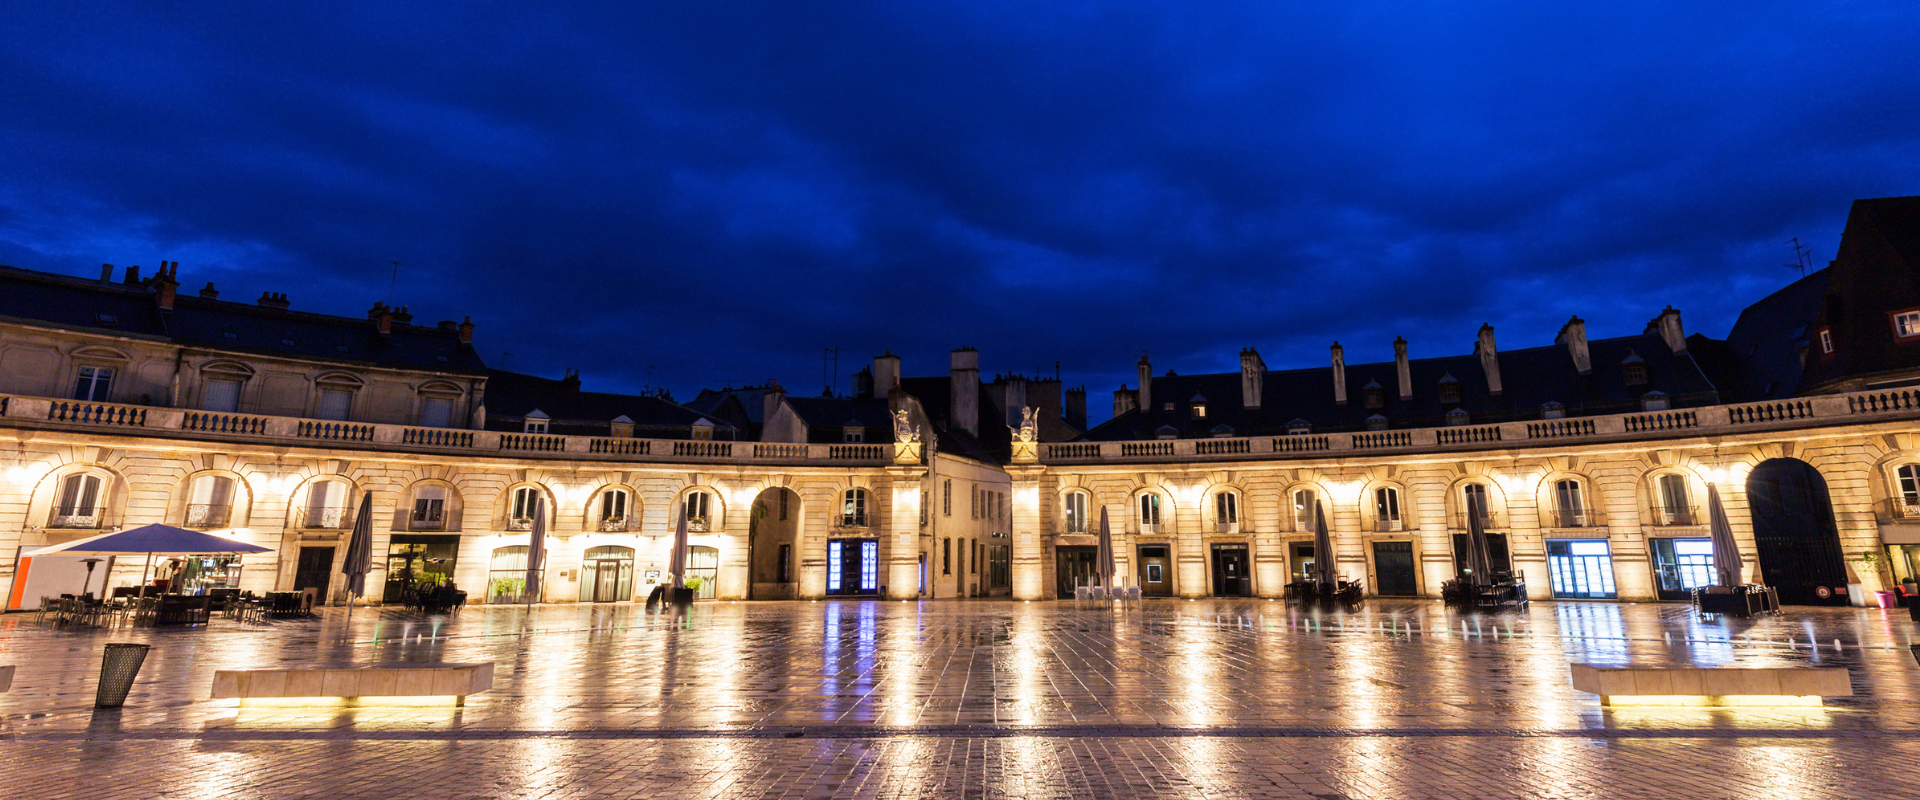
199,282,219,300
874,350,901,396
950,347,980,436
763,379,786,431
1064,386,1087,431
1114,385,1138,418
1331,342,1347,405
153,261,179,311
256,291,290,309
457,316,475,345
1648,306,1687,353
1475,323,1502,396
1136,354,1153,412
1556,316,1592,374
1240,347,1266,409
99,263,114,283
123,265,141,285
1393,336,1412,399
366,301,392,334
390,305,413,326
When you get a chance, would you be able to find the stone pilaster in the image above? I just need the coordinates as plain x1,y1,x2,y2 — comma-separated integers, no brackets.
1009,464,1047,600
884,465,927,599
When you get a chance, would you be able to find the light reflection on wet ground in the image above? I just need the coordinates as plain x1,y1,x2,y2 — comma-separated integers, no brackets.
3,598,1918,798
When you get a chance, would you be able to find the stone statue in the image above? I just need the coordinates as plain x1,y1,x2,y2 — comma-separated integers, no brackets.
1014,406,1037,443
893,409,919,443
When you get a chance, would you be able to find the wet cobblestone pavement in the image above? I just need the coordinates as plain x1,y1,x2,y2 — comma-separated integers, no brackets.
2,598,1918,798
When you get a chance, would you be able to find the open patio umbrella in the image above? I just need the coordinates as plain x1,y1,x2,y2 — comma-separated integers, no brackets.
36,523,273,602
1095,505,1115,589
524,497,547,609
1706,484,1745,587
1465,495,1496,589
341,492,374,623
668,506,690,591
1312,501,1337,586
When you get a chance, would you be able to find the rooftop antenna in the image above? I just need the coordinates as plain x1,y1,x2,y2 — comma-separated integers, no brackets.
823,347,841,397
1785,238,1812,277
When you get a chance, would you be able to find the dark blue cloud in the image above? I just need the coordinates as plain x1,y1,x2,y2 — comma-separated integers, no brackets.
2,2,1917,420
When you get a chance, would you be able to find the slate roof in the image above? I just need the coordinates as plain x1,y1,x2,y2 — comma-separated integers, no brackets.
1078,333,1719,441
0,264,486,374
686,386,766,433
898,375,1012,464
1699,268,1831,401
780,395,894,444
1802,195,1920,390
483,369,734,439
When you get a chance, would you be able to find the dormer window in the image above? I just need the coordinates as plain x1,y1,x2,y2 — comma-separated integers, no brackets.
1438,373,1461,404
1622,351,1648,385
96,313,118,324
1640,391,1669,411
1363,379,1385,409
692,418,715,441
1286,418,1311,435
1209,424,1234,438
1445,408,1470,426
1366,414,1388,431
524,410,549,434
1162,402,1175,412
1818,328,1834,354
223,331,239,340
1189,395,1207,418
842,426,865,443
1541,401,1565,420
1895,310,1920,339
609,415,635,438
1155,424,1179,440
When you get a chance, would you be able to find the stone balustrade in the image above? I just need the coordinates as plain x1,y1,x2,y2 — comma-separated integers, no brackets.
0,394,891,466
1041,386,1920,464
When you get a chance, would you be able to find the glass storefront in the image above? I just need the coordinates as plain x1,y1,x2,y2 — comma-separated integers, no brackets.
1651,537,1714,601
167,554,243,594
1546,539,1617,599
1887,543,1920,597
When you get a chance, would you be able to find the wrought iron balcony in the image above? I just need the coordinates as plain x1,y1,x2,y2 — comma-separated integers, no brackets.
48,506,104,529
184,503,232,528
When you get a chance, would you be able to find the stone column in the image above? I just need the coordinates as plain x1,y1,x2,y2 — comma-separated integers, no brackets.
1009,464,1047,600
885,465,927,599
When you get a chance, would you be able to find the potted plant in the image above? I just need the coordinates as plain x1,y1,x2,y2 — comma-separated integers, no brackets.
1853,551,1897,608
489,576,526,603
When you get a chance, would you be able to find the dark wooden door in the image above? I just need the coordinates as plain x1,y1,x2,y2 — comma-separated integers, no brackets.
293,546,334,596
1372,541,1418,596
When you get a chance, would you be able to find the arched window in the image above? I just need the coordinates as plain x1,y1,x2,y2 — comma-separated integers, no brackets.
50,472,107,528
507,486,543,530
1552,479,1588,527
1374,487,1402,532
840,489,869,527
684,490,713,531
1138,492,1162,531
1653,474,1693,525
1064,491,1090,533
580,545,635,602
1292,488,1317,530
410,484,449,530
597,488,632,531
1461,483,1492,527
185,474,236,528
302,478,352,528
314,373,363,421
1214,490,1239,532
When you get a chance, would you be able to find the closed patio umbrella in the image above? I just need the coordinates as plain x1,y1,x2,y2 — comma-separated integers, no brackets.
1312,501,1338,586
1707,484,1745,587
668,506,689,591
341,492,374,622
1096,505,1115,589
524,497,548,609
1465,494,1496,589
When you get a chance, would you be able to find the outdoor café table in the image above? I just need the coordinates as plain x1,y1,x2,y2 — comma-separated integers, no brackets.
153,594,213,626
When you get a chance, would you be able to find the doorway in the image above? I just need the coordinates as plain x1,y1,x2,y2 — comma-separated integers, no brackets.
383,535,458,603
1210,544,1249,596
1651,537,1715,601
1056,546,1098,596
827,538,879,596
1137,544,1172,596
1546,539,1617,599
748,487,801,600
1371,541,1418,596
579,545,634,602
686,545,720,599
1747,458,1849,606
293,546,334,598
1289,541,1317,583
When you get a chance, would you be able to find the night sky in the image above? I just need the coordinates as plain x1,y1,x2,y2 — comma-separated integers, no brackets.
4,4,1918,421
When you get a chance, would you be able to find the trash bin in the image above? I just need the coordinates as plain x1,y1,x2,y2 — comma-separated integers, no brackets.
95,642,151,709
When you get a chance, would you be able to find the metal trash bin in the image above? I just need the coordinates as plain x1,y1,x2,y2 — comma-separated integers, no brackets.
95,643,151,709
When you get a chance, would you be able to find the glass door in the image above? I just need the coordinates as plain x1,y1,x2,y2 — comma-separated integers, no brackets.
1546,539,1617,599
1651,537,1714,601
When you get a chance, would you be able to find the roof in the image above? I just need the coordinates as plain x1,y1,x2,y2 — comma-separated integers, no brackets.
781,395,894,444
483,369,732,436
898,375,1012,464
0,264,486,375
1706,268,1831,400
1801,195,1920,390
1078,332,1719,441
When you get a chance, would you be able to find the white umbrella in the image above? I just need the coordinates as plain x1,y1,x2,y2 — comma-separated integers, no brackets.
1707,484,1745,587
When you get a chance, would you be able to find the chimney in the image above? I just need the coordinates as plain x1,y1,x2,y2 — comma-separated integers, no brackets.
1556,316,1592,374
1331,342,1347,405
561,368,581,392
1114,385,1138,417
123,265,141,285
1649,306,1687,353
1475,323,1502,396
390,305,413,326
1136,354,1153,412
950,347,980,435
199,282,219,300
763,379,786,431
1394,336,1412,399
1064,386,1087,431
457,316,475,345
1240,347,1266,409
874,350,901,396
99,263,114,283
153,261,179,311
257,291,290,309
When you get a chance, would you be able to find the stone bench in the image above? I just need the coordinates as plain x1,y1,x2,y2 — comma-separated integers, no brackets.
1570,664,1851,707
211,662,493,707
0,665,13,693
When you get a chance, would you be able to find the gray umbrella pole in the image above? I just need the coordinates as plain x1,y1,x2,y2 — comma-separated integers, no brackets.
137,551,152,603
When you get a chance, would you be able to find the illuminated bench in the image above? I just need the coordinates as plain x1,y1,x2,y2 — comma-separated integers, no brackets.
211,662,493,707
0,665,13,692
1570,664,1851,707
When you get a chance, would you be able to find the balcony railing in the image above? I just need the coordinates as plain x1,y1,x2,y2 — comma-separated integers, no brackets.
1875,498,1920,524
410,512,446,531
298,506,348,529
839,514,869,528
48,506,105,529
687,517,711,533
506,517,533,532
1451,512,1503,530
1545,510,1606,528
598,516,630,532
1373,517,1405,532
1650,505,1702,527
184,503,232,528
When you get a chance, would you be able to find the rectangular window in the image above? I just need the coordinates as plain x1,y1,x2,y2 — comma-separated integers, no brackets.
827,541,843,592
685,492,710,527
1139,494,1160,527
974,542,981,574
921,491,929,526
1899,465,1920,507
420,396,454,428
317,388,353,420
860,540,878,592
943,479,951,517
1375,487,1401,530
524,417,549,434
202,378,241,412
1897,311,1920,338
1554,479,1586,526
972,486,980,519
1657,474,1691,524
778,543,793,583
1066,492,1088,533
780,490,790,520
73,366,115,402
1215,492,1238,525
412,486,446,529
1462,484,1490,524
943,537,952,575
1293,489,1316,530
1819,329,1834,353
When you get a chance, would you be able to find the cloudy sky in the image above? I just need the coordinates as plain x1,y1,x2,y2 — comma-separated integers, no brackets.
3,2,1917,419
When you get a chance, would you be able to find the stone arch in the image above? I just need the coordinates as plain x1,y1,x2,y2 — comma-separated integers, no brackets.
1746,458,1849,606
